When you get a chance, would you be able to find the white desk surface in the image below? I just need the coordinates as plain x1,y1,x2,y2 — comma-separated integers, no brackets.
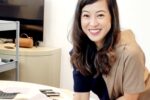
0,80,73,100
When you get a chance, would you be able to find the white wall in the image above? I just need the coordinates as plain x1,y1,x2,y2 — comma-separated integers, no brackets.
43,0,150,90
43,0,77,90
117,0,150,69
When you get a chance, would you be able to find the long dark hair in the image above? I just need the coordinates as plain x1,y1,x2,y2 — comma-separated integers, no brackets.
70,0,120,76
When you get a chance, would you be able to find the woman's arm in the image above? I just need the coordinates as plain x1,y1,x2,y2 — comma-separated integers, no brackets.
116,93,139,100
73,92,90,100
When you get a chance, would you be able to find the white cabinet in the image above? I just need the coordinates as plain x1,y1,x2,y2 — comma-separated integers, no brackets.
0,46,61,87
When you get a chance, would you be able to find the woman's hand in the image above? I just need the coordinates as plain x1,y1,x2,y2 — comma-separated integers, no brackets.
73,92,90,100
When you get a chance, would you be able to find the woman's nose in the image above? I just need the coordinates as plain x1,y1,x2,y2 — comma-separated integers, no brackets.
89,17,99,27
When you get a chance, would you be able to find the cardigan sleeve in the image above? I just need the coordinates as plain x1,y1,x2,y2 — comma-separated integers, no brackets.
123,45,145,93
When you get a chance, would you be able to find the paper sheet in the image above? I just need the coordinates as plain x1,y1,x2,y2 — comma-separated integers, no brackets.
0,87,51,100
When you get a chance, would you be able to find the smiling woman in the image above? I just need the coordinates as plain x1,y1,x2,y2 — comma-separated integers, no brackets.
70,0,150,100
81,0,111,48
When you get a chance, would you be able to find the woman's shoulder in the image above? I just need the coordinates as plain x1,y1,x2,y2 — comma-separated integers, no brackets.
116,29,145,59
117,29,136,46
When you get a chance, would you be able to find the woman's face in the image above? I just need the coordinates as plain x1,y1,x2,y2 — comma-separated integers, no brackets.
81,0,111,48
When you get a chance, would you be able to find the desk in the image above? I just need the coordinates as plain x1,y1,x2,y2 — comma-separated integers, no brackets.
0,81,73,100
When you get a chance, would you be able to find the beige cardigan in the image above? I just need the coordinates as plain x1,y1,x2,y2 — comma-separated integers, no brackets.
102,30,150,100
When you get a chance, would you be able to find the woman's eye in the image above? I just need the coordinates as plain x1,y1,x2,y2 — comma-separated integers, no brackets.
98,14,104,18
82,14,89,18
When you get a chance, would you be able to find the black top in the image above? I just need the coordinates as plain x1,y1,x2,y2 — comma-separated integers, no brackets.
73,67,110,100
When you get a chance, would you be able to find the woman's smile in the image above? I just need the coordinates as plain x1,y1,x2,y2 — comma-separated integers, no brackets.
89,29,102,36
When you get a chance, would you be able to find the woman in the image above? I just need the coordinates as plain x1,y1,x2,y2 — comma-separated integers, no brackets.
70,0,150,100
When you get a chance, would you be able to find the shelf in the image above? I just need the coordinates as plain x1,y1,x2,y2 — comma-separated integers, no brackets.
0,20,18,31
0,20,20,81
0,61,17,73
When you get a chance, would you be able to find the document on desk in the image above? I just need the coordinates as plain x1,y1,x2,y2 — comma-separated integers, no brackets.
0,87,52,100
